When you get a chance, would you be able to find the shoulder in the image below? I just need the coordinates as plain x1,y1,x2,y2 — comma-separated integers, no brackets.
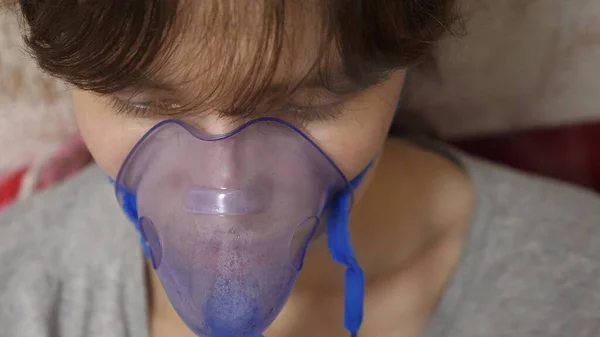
445,154,600,337
0,165,143,335
0,165,136,267
464,154,600,260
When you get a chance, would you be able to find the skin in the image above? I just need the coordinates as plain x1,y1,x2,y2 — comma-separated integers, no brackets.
71,2,474,336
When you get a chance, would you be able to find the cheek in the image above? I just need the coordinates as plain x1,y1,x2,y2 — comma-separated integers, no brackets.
306,72,403,180
72,91,151,178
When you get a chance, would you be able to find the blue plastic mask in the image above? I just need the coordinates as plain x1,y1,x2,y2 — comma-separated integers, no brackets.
113,118,371,337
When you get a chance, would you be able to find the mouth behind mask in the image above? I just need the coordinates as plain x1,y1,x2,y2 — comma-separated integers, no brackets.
114,118,357,337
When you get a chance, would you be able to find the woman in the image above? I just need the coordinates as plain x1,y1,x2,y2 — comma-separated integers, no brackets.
1,1,599,336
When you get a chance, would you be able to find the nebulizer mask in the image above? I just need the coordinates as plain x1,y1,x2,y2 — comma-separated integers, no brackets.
114,117,370,337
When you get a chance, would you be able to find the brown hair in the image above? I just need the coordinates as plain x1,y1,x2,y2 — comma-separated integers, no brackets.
15,0,459,116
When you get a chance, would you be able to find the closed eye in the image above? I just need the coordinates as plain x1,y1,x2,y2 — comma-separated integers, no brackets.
106,88,352,123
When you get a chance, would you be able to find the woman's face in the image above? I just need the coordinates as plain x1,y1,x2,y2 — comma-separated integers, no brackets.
71,2,405,197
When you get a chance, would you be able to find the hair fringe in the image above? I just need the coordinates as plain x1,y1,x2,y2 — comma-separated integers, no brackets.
17,0,460,117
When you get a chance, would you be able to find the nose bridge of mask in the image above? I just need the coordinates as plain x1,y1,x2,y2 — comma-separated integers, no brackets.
115,118,354,337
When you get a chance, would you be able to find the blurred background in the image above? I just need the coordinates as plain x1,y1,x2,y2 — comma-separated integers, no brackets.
1,0,600,211
403,0,600,191
0,8,91,210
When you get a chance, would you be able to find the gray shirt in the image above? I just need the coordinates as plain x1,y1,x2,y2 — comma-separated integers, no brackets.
1,153,600,337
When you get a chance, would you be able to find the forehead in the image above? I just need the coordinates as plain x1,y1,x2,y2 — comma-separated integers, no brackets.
151,0,330,101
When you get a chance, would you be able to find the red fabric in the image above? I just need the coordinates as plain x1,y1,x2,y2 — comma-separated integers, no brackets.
35,138,93,190
0,135,92,212
453,121,600,191
0,166,29,211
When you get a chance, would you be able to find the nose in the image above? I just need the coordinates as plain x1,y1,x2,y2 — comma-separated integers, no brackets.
193,113,242,136
185,114,246,189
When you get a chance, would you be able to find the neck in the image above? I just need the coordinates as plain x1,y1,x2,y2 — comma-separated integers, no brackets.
297,139,472,288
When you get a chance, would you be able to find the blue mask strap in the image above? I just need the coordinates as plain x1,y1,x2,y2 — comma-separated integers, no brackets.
326,161,373,337
349,161,373,190
109,178,152,259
